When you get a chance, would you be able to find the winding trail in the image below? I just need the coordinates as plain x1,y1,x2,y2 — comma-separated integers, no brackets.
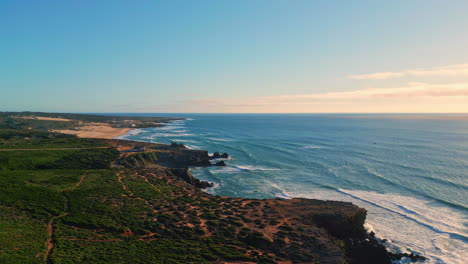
44,172,88,263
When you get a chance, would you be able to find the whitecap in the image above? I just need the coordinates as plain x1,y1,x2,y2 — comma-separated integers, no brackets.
207,137,234,142
153,133,194,137
210,165,280,173
233,165,281,171
210,167,240,174
302,145,322,149
178,139,198,143
157,126,185,131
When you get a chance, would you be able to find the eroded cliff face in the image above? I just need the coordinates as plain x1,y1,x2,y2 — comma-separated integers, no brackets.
108,139,404,264
112,140,214,188
112,139,211,168
151,149,211,167
169,168,214,188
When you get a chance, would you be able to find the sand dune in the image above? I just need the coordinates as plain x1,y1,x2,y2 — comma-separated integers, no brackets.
56,124,132,139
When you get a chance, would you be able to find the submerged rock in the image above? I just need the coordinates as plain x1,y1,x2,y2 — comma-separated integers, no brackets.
210,152,221,159
209,152,229,160
215,161,227,166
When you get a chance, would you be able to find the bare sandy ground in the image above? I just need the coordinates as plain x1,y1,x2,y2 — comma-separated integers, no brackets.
56,124,132,139
21,116,73,122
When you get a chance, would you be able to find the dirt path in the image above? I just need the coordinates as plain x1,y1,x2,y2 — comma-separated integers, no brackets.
70,173,87,190
0,147,111,151
139,174,163,193
44,172,88,263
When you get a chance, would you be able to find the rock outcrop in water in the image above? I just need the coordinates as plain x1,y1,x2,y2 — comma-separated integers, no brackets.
210,152,229,159
169,168,214,188
214,160,227,166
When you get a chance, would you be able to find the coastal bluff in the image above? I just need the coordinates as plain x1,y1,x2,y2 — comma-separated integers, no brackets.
107,139,402,264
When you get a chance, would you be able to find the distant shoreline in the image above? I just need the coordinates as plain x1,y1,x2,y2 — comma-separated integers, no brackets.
43,114,185,139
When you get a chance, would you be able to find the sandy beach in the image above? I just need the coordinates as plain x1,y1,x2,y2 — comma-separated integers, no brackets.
56,124,133,139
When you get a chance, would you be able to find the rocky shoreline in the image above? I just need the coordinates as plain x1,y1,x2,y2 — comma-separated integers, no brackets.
110,139,425,264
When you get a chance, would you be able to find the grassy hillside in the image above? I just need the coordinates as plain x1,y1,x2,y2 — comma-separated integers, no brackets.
0,123,276,263
0,136,279,263
0,112,182,131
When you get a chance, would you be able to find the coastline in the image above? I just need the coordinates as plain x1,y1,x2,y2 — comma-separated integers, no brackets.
109,120,432,261
108,138,420,263
51,117,425,263
0,110,429,263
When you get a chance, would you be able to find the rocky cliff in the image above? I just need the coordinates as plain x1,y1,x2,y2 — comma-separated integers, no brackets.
109,139,422,263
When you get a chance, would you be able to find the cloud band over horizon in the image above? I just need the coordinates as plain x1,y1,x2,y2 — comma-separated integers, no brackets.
175,81,468,113
349,64,468,80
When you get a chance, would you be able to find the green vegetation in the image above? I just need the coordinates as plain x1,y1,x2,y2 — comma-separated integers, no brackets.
0,206,47,264
0,128,108,149
0,129,259,263
0,117,78,131
0,113,353,264
0,112,181,124
37,149,120,169
0,112,182,130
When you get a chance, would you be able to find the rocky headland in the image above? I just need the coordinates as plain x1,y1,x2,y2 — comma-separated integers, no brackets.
108,139,424,264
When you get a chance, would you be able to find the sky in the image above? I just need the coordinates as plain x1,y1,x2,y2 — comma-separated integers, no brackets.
1,0,468,113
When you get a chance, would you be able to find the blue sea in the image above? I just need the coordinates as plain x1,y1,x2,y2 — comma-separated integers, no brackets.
117,113,468,264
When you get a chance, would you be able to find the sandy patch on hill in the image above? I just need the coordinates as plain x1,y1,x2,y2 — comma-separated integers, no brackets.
21,116,74,122
56,124,132,139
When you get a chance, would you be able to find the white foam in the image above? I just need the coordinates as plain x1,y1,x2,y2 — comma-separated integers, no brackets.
167,129,188,133
153,133,194,137
185,145,200,150
210,165,280,173
271,183,293,199
278,188,468,264
207,137,234,142
211,157,233,161
157,126,184,130
114,128,143,139
234,165,281,171
302,145,322,149
210,167,240,174
178,139,198,143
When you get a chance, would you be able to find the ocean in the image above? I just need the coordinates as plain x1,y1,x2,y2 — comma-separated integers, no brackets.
116,113,468,264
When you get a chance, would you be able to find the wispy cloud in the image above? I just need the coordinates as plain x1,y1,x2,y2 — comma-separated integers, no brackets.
259,82,468,101
177,82,468,113
349,64,468,80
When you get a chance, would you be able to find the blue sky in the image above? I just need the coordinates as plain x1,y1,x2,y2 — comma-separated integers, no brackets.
2,0,468,113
